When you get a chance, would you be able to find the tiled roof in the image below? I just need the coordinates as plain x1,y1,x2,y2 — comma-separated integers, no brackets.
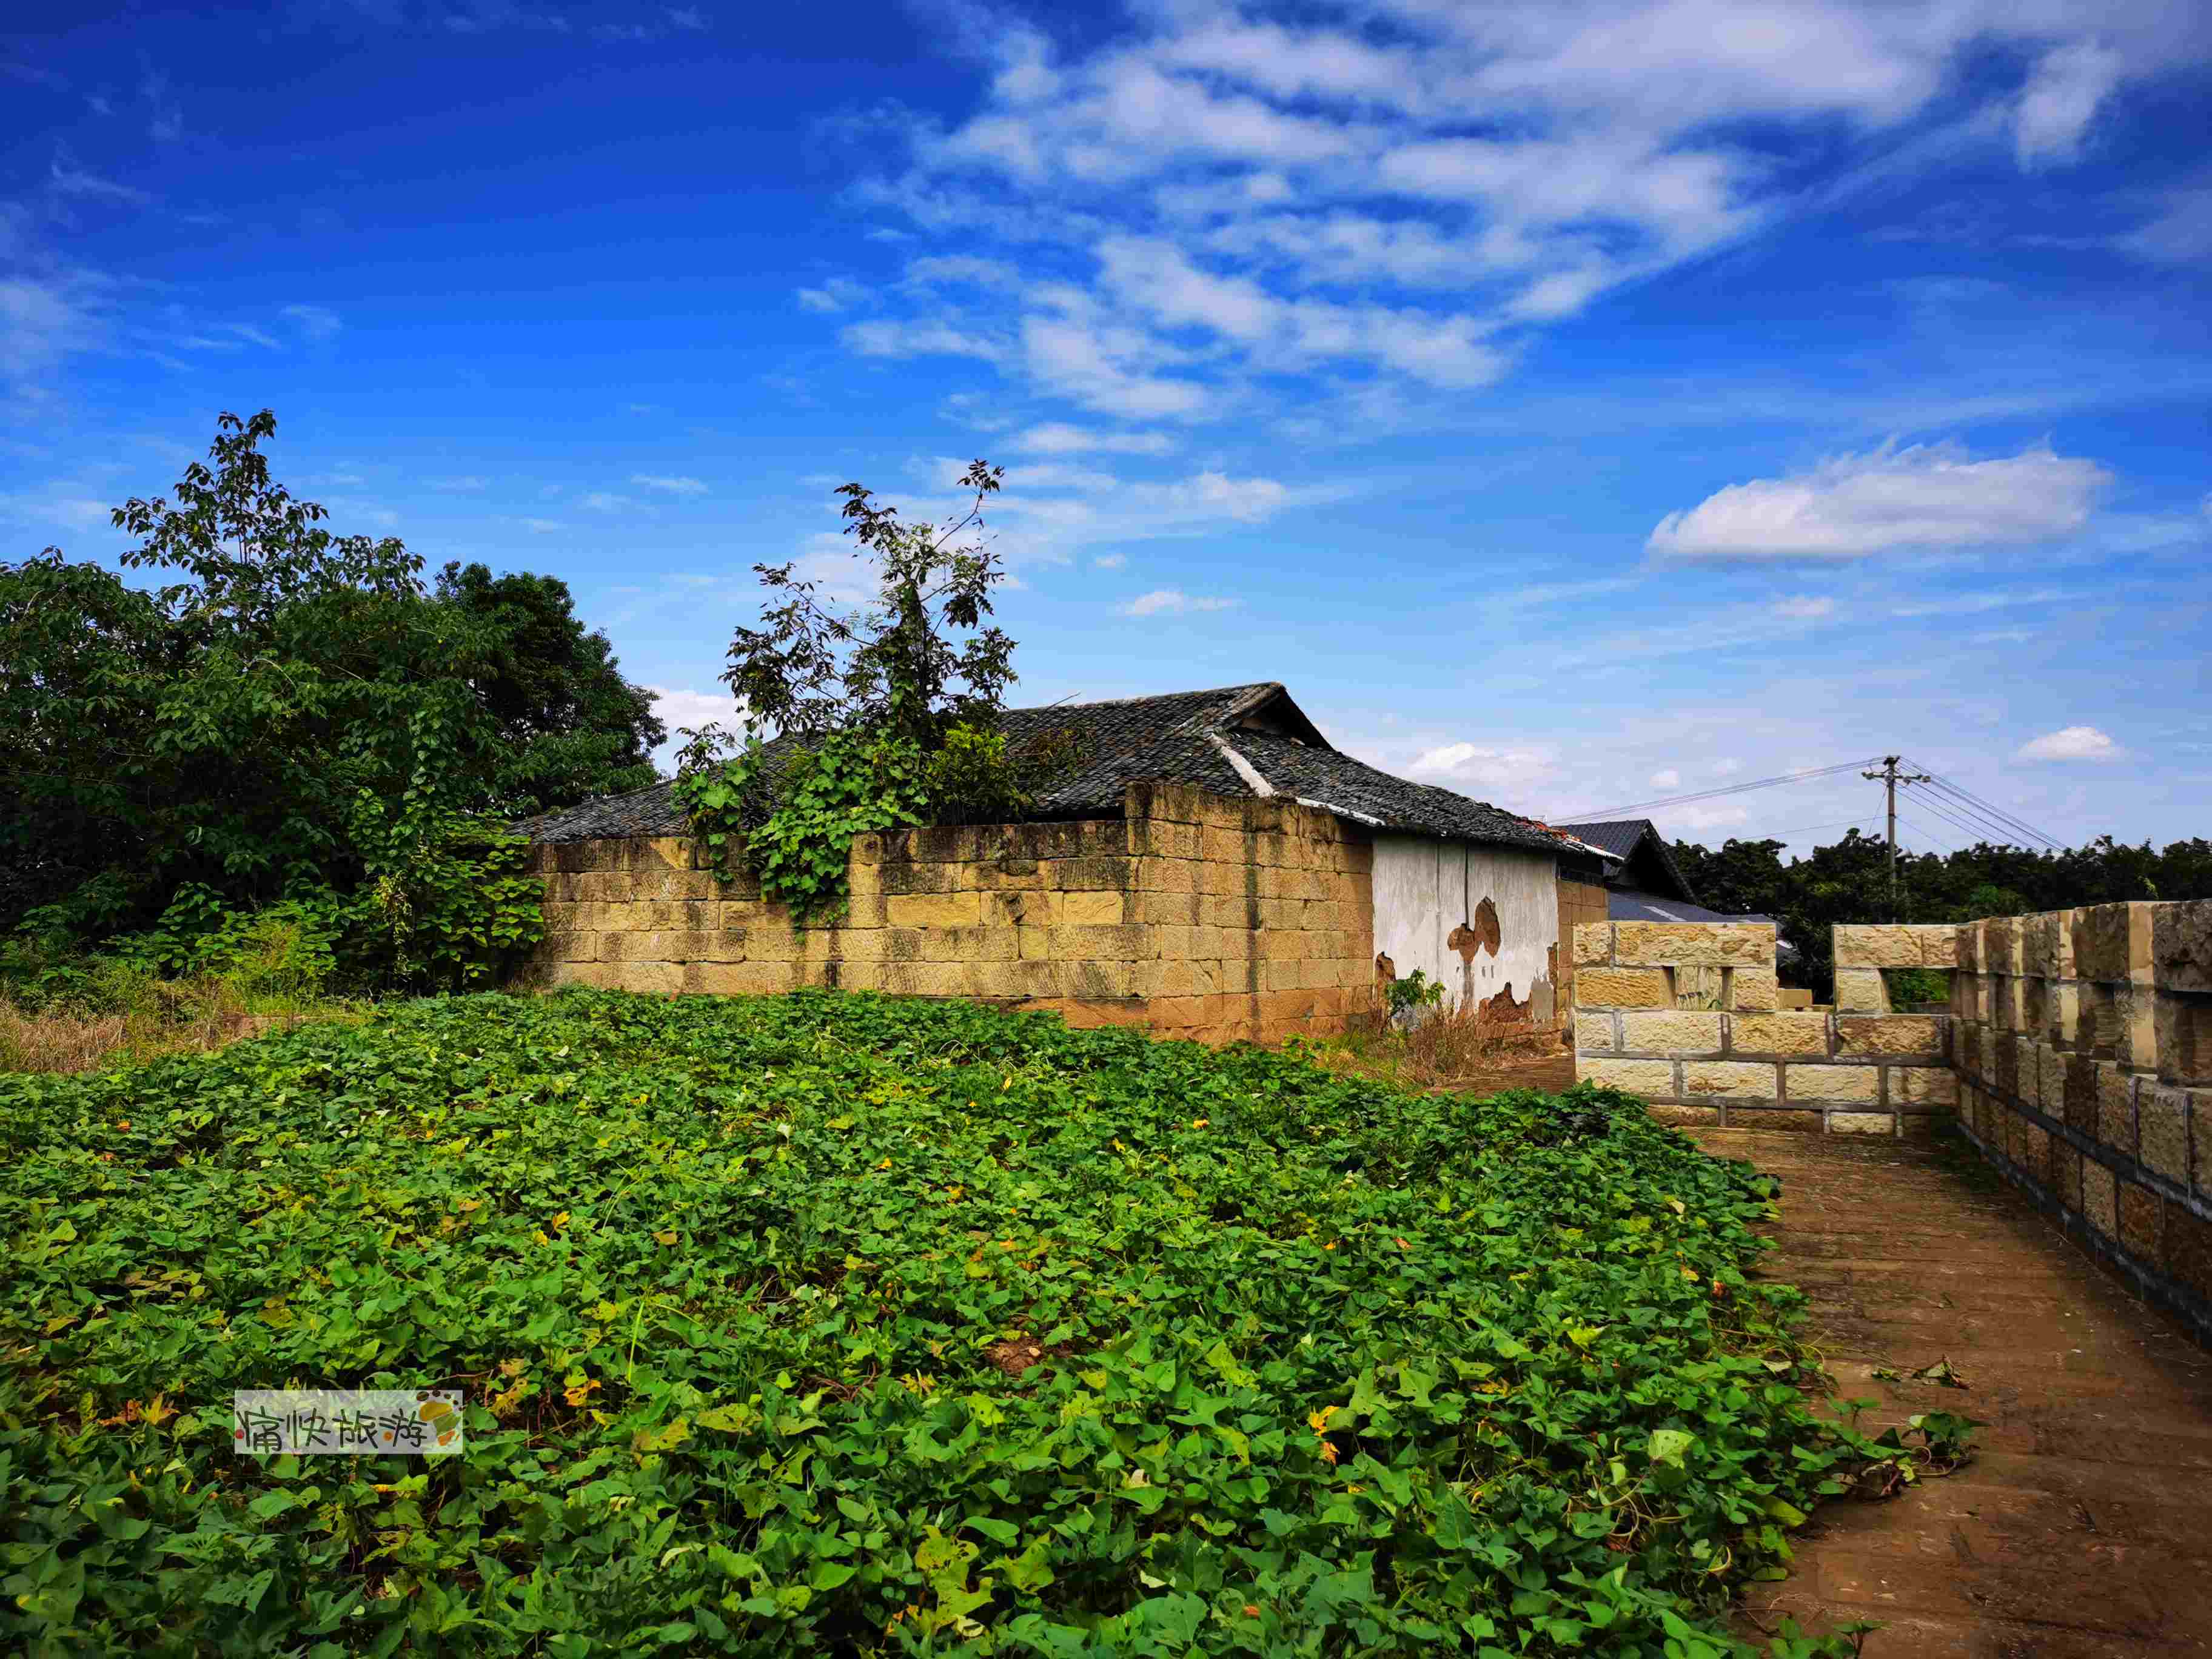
1556,816,1700,903
1607,890,1775,927
516,682,1586,857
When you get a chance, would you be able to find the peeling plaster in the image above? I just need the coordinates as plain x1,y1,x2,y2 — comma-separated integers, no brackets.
1371,836,1559,1024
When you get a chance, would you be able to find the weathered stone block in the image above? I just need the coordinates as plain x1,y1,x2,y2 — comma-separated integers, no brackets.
682,961,790,996
1575,1013,1620,1054
1574,922,1614,966
2094,1060,2136,1156
886,891,982,930
2117,1180,2163,1265
1783,1062,1880,1103
1829,1113,1897,1136
2060,1053,2097,1134
1834,1015,1942,1057
2074,902,2154,983
2114,982,2157,1070
1729,1012,1829,1057
1612,922,1773,967
1919,928,1958,968
1681,1061,1777,1100
2154,991,2212,1085
1728,967,1780,1011
1890,1066,1957,1108
541,930,597,963
1574,968,1672,1008
1582,1058,1677,1098
1647,1105,1723,1128
2137,1084,2193,1185
1673,965,1725,1010
1833,968,1889,1013
1956,921,1983,972
2153,899,2212,993
2022,910,2075,979
2167,1207,2212,1304
1727,1107,1825,1133
2082,1159,2117,1236
1834,925,1925,968
1061,890,1129,928
1983,915,2020,975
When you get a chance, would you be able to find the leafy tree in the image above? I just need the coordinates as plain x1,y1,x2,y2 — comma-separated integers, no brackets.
2,411,655,987
679,460,1077,920
432,561,665,813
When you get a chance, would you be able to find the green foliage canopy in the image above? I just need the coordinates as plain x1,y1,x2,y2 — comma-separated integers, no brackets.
1,411,660,983
0,990,1949,1657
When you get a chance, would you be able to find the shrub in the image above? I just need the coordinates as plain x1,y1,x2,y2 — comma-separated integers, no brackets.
0,991,1955,1655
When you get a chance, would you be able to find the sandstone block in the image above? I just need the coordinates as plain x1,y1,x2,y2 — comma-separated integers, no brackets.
2094,1060,2136,1156
1730,1011,1830,1056
1832,968,1889,1013
615,961,683,995
1833,925,1924,968
2022,910,2074,979
1061,890,1129,928
1583,1058,1677,1098
1918,928,1957,968
682,961,785,996
1955,922,1983,972
2118,1180,2163,1265
2137,1083,2193,1185
2035,1041,2066,1114
1727,1107,1825,1133
1674,965,1724,1010
1575,968,1672,1008
542,930,597,963
1728,967,1780,1011
1829,1112,1897,1136
1834,1014,1943,1057
1647,1105,1722,1128
1680,1061,1777,1100
2153,900,2212,993
1783,1062,1880,1104
886,891,982,930
546,959,619,989
2082,1159,2118,1237
1612,922,1774,967
1574,923,1614,966
2154,992,2212,1085
1889,1066,1957,1107
1575,1013,1620,1054
2059,1053,2097,1134
1621,1011,1725,1054
1983,915,2020,975
1778,987,1815,1009
2167,1207,2212,1305
2074,902,2154,983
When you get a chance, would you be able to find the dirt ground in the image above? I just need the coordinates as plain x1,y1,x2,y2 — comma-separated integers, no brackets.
1435,1051,1580,1097
1687,1127,2212,1657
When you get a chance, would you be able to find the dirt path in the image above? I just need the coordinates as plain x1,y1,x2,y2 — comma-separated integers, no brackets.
1686,1127,2212,1657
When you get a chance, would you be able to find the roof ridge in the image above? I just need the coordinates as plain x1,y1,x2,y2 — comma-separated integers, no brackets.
1008,682,1275,714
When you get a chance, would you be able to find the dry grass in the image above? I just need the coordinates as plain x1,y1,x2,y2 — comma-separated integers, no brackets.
0,972,361,1074
1300,1008,1568,1092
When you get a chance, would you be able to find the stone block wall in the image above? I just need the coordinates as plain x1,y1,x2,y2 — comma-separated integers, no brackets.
1952,900,2212,1334
1573,921,1956,1135
1555,878,1609,1023
518,782,1378,1046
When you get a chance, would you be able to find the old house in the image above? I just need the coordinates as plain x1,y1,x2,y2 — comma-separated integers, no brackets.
515,683,1607,1044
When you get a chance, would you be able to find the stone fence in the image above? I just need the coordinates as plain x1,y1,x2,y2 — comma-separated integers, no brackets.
1954,902,2210,1333
1572,902,2212,1338
519,782,1379,1047
1573,920,1954,1136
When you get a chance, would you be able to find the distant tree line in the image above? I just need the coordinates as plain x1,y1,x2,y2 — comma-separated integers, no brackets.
1671,829,2212,997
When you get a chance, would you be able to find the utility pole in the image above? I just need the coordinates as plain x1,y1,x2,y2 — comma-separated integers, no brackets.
1862,756,1932,919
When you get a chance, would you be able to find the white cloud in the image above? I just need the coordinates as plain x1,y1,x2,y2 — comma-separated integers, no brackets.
1648,441,2110,561
49,145,150,205
796,276,870,313
1404,741,1558,794
518,517,564,533
1093,552,1126,569
2014,41,2123,166
1013,422,1171,455
647,685,743,739
281,304,341,340
1648,768,1680,788
1121,588,1237,616
2122,183,2212,265
428,474,488,491
843,318,1007,363
631,473,707,494
1772,595,1836,619
580,491,633,511
0,490,110,533
2016,724,2120,763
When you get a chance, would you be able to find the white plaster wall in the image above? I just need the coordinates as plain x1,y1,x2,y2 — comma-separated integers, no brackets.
1372,836,1560,1022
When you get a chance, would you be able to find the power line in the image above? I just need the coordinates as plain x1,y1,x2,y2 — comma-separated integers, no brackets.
1912,777,2055,848
1902,790,2022,848
1755,816,1880,839
1902,760,2063,849
1561,757,1883,822
1893,808,1956,854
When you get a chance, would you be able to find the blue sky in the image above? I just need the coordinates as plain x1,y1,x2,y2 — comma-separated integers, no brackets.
6,0,2210,856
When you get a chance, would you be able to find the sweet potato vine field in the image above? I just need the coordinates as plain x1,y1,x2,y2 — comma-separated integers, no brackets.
2,991,1947,1658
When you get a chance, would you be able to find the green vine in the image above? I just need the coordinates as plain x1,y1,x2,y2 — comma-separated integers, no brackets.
675,727,931,924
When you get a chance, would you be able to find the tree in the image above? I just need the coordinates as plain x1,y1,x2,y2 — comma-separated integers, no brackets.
2,411,657,986
432,561,665,814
